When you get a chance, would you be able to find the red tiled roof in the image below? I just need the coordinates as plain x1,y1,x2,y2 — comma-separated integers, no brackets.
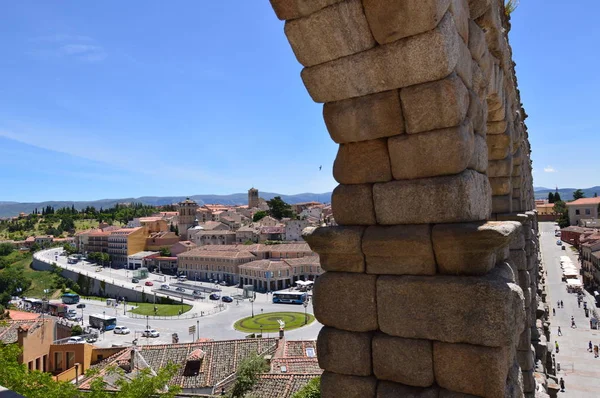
566,198,600,206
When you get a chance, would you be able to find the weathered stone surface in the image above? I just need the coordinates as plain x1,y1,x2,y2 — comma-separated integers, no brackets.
317,327,372,376
378,381,439,398
439,390,480,397
321,372,377,398
510,249,527,271
314,272,378,332
373,334,434,387
373,169,491,225
434,341,511,397
468,20,486,61
518,327,532,351
488,133,511,160
518,270,531,291
488,104,506,122
401,73,469,134
388,122,474,180
362,0,452,44
323,90,404,144
332,184,376,225
450,0,470,43
334,139,393,184
377,267,526,347
284,0,375,67
302,226,365,272
522,369,535,393
467,90,486,135
517,347,535,371
487,120,507,134
489,177,511,196
269,0,343,20
468,0,492,19
505,360,525,398
488,156,513,177
302,13,460,103
468,134,488,173
509,231,526,251
432,221,520,275
362,225,436,275
492,195,512,214
455,39,473,89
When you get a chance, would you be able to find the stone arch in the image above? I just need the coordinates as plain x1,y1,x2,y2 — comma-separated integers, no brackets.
269,0,542,397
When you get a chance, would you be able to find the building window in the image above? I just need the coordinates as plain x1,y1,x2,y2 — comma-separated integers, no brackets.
66,352,75,369
586,209,591,215
54,352,63,371
576,209,580,215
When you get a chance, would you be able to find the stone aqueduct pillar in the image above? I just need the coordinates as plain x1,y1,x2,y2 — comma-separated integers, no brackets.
270,0,541,396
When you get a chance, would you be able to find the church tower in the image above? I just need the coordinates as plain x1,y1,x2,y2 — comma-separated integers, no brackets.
177,198,198,240
248,188,259,209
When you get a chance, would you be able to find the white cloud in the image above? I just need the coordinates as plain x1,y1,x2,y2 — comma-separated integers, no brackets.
544,166,557,173
27,34,106,63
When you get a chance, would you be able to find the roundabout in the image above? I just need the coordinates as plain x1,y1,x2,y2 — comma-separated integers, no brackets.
234,311,315,333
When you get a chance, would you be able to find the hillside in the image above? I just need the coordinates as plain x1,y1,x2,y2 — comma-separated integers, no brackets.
0,192,332,218
534,186,600,201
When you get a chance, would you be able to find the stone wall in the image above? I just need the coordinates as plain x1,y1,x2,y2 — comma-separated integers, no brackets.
270,0,542,396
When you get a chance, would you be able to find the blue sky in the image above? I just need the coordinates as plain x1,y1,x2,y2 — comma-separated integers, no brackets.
0,1,597,202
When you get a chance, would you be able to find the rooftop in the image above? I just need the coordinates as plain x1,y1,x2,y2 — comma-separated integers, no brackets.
566,197,600,206
128,251,159,260
178,250,256,259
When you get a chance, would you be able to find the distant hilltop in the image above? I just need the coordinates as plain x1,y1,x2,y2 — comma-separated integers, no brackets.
0,192,332,218
534,186,600,201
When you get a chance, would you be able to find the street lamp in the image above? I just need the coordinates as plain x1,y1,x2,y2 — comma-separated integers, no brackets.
303,297,310,325
146,315,149,331
249,292,256,318
75,363,80,385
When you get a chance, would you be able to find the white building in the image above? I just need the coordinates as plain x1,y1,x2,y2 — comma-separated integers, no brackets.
285,219,309,242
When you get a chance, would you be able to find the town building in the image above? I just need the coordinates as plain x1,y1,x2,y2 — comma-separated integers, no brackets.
126,251,159,270
34,235,54,247
145,231,179,251
235,226,260,243
191,230,236,246
239,256,322,292
177,198,199,240
86,230,110,254
259,226,286,241
0,315,55,372
107,227,148,267
177,249,256,284
567,197,600,225
580,234,600,290
284,219,309,242
170,241,197,256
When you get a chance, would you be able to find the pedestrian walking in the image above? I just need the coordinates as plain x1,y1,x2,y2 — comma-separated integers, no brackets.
589,341,593,352
557,326,562,336
557,300,560,308
561,300,564,308
578,301,581,308
553,308,556,316
560,378,565,391
595,345,599,358
555,341,560,353
572,319,577,328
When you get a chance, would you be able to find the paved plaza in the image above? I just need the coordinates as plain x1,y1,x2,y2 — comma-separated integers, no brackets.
541,221,600,397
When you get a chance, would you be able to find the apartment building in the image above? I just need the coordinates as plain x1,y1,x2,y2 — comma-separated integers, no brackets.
145,231,179,251
239,255,322,292
86,230,110,254
177,249,257,284
107,227,148,267
567,197,600,225
284,219,309,242
191,230,236,246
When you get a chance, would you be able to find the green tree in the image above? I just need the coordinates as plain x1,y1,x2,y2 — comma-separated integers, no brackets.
573,189,585,200
227,354,269,398
554,191,562,202
71,325,83,336
0,243,13,257
159,247,171,257
252,211,267,222
266,197,294,220
292,377,321,398
548,192,555,204
63,244,77,256
554,201,570,228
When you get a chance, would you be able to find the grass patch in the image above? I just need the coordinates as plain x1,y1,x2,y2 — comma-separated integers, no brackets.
129,302,192,316
234,312,315,333
0,252,59,298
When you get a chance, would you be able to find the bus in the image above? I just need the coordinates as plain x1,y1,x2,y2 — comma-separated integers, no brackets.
89,314,117,331
273,291,308,304
61,293,80,304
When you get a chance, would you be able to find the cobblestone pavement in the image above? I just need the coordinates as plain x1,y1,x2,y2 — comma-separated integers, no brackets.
541,221,600,397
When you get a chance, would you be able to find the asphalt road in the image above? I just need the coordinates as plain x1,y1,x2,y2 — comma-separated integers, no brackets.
32,249,320,347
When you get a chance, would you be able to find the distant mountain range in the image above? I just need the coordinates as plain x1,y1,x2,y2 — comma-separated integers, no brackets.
534,186,600,201
0,192,332,218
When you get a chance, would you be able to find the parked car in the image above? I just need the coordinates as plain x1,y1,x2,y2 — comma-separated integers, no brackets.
113,326,130,335
556,240,562,245
67,336,84,344
161,284,170,290
76,303,86,308
132,278,139,283
219,281,227,286
142,329,160,338
209,293,220,300
221,296,233,303
193,290,202,295
177,276,187,282
145,281,154,286
193,294,205,299
176,287,185,292
85,335,98,343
